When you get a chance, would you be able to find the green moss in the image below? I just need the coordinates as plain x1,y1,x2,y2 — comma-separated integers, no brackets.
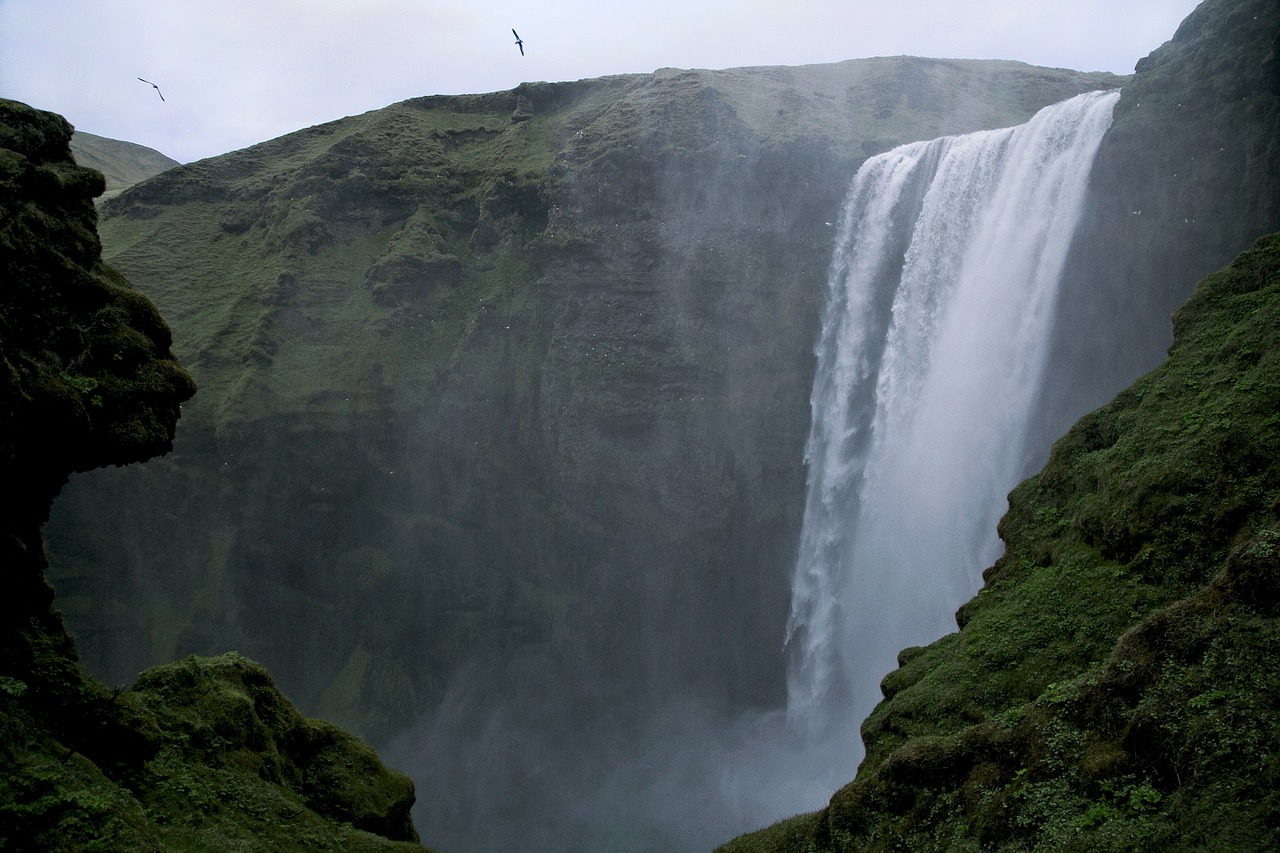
0,737,161,852
1,652,428,851
130,653,421,845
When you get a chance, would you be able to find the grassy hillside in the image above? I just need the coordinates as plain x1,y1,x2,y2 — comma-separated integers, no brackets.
2,652,428,851
720,4,1280,844
69,130,179,197
719,231,1280,851
23,1,1280,848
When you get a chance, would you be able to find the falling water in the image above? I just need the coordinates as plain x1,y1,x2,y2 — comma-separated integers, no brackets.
785,90,1120,746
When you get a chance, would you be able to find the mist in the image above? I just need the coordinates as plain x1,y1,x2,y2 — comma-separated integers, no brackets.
394,679,847,852
371,116,853,851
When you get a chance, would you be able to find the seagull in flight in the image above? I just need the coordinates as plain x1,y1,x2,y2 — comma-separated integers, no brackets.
138,77,165,101
512,28,524,56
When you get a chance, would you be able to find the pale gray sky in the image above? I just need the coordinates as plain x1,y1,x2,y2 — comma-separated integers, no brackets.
1,0,1201,164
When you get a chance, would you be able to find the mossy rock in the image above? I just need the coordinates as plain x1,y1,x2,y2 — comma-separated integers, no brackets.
0,652,428,851
132,653,420,844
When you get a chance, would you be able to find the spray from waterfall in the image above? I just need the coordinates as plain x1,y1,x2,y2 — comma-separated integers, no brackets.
786,89,1120,743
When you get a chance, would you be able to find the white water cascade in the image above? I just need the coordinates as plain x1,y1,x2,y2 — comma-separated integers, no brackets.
785,90,1120,754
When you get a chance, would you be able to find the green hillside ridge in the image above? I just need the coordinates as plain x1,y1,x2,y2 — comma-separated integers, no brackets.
0,97,425,851
719,230,1280,850
93,58,1121,428
69,130,179,198
46,57,1121,748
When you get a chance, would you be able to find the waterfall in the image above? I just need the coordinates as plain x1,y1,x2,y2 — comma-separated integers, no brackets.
785,89,1120,740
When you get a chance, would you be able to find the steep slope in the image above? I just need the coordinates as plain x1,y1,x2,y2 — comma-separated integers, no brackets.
0,98,422,851
44,58,1119,750
718,229,1280,851
69,130,179,197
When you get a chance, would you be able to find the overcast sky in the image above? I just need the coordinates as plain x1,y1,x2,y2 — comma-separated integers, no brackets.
1,0,1201,164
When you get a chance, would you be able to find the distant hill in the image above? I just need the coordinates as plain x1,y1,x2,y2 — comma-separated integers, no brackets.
69,130,179,196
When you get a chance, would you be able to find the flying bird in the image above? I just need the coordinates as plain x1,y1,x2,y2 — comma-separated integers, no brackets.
138,77,165,101
512,28,524,56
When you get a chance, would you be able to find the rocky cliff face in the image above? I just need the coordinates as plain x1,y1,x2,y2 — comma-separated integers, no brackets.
38,57,1129,850
1036,0,1280,443
0,96,194,727
45,58,1120,748
0,98,422,851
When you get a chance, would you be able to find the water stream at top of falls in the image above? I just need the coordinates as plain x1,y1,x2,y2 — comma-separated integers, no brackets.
785,89,1121,745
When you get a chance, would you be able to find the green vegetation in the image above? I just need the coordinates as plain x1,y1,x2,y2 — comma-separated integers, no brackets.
718,233,1280,851
0,96,195,496
1044,0,1280,432
719,5,1280,843
18,0,1276,843
69,130,179,198
11,0,1277,844
1,654,426,851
